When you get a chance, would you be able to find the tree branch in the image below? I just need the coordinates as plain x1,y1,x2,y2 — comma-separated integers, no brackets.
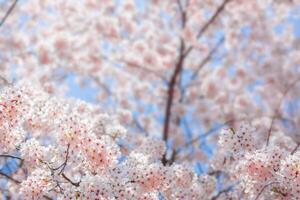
92,76,112,95
211,185,234,200
52,144,70,175
196,0,231,39
162,40,186,166
0,154,22,160
122,59,168,82
0,0,18,27
189,36,224,82
162,39,185,143
254,181,281,200
176,0,187,29
0,75,11,86
61,173,80,187
0,171,21,184
182,118,236,148
39,144,81,188
133,117,149,136
0,170,53,199
184,0,231,56
266,78,300,145
161,0,189,163
291,143,300,155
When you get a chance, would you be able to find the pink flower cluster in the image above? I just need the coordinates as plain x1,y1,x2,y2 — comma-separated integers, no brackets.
0,83,216,200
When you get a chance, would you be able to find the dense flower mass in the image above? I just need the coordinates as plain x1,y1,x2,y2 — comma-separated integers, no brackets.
1,0,300,199
0,82,300,199
0,83,219,199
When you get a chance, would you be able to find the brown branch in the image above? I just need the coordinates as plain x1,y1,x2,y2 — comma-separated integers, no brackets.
176,0,187,28
266,116,276,146
162,0,188,147
161,0,190,166
196,0,231,39
0,75,11,85
179,36,224,102
133,117,149,136
171,2,228,140
254,182,280,200
122,60,167,82
162,35,224,164
39,144,81,188
162,39,185,143
91,76,112,95
184,0,231,56
163,149,177,166
0,0,18,27
190,36,224,81
0,167,53,199
182,119,235,148
0,171,21,184
0,154,24,168
161,40,185,165
174,25,225,136
181,113,296,151
208,170,223,176
61,173,80,187
43,195,53,200
52,144,70,174
266,78,300,145
291,143,300,155
161,0,189,164
211,185,234,200
0,154,22,160
100,54,168,82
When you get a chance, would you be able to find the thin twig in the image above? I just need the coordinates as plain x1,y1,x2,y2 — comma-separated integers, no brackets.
0,75,11,85
92,76,112,95
61,173,80,187
58,144,70,175
0,154,22,160
182,119,235,148
0,171,21,184
122,60,168,82
162,39,186,143
211,185,234,200
133,117,149,136
100,53,168,82
184,0,231,56
0,0,18,27
196,0,231,38
161,0,189,166
189,36,225,81
266,78,300,145
39,144,81,188
291,143,300,155
254,182,280,200
43,195,53,200
0,170,52,199
176,0,186,28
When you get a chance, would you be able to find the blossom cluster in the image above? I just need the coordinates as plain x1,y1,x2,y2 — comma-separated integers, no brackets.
2,83,299,199
213,124,300,200
0,83,217,200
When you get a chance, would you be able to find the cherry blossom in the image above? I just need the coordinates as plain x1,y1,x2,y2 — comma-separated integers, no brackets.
1,0,300,199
